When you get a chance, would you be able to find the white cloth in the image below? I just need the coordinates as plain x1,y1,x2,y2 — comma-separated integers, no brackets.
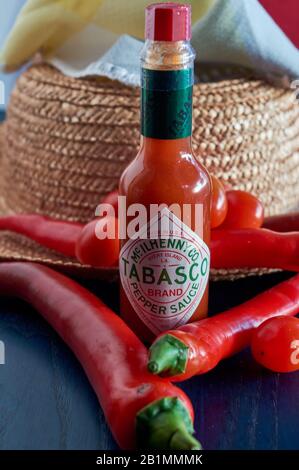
48,0,299,87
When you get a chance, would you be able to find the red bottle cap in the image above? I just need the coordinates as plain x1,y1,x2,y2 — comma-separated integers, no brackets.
145,3,191,42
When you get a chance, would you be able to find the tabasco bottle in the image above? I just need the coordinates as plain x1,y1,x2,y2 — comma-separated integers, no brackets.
119,3,211,342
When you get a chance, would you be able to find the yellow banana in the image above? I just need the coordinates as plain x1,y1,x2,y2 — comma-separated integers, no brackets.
0,0,102,70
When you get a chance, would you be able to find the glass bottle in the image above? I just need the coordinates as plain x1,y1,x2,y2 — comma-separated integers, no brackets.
119,3,211,342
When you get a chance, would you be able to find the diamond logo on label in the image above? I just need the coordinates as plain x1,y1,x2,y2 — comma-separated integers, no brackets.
120,208,210,335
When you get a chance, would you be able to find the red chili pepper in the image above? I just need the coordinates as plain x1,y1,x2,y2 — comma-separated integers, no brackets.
0,214,119,268
0,214,81,258
211,228,299,271
263,212,299,233
148,274,299,380
3,216,299,273
0,262,200,450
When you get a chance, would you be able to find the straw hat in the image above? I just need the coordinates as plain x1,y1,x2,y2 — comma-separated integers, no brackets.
0,63,299,280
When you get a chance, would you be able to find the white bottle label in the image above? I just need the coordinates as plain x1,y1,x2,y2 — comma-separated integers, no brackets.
120,208,210,335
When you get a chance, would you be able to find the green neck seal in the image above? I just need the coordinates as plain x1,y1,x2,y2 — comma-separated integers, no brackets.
141,68,194,140
136,396,201,450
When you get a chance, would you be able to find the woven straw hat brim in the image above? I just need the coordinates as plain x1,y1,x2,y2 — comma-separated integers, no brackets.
0,122,279,281
0,123,118,280
1,64,299,281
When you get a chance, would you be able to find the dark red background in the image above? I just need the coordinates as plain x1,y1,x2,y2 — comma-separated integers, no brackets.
259,0,299,48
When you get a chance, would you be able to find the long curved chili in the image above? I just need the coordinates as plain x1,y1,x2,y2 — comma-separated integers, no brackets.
211,228,299,271
0,215,119,267
2,216,299,272
148,274,299,381
0,214,81,258
263,212,299,233
0,262,200,450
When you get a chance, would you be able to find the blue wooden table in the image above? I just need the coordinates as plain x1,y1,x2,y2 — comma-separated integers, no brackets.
0,271,298,450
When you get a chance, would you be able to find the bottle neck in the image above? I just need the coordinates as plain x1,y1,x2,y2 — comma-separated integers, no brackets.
140,40,195,143
140,135,193,157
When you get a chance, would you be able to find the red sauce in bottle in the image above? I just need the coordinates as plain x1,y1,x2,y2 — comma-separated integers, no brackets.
119,3,211,342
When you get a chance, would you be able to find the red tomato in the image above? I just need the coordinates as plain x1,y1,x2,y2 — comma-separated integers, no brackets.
251,316,299,373
76,217,119,268
101,189,119,217
219,190,264,229
210,175,228,228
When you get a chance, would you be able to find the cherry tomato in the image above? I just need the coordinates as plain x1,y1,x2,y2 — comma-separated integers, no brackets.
76,217,119,268
101,189,119,217
251,316,299,373
219,190,264,229
210,175,228,229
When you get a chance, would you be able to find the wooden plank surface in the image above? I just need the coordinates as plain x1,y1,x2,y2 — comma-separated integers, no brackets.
0,272,298,450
